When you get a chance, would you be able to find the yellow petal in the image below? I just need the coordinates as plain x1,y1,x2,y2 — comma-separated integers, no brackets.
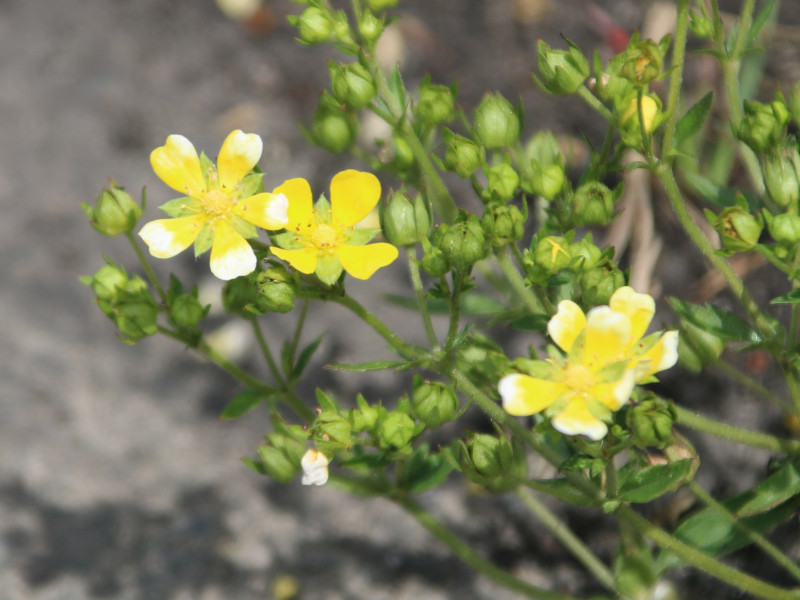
498,373,566,416
635,330,679,380
551,396,608,440
150,134,207,196
592,369,636,411
274,178,314,232
209,221,257,280
609,286,655,345
234,192,289,230
217,130,263,189
330,170,381,228
583,306,632,366
270,246,318,274
138,215,205,258
548,300,586,353
336,243,398,279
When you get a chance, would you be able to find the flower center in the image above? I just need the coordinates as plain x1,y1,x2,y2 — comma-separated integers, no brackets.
311,223,338,249
202,189,233,216
563,363,595,394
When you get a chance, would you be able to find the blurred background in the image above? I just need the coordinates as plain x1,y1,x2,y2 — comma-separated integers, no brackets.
2,1,797,598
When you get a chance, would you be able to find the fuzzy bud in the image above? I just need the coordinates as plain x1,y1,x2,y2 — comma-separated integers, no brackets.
569,181,616,226
762,150,800,209
737,97,789,154
627,397,676,448
474,92,521,149
82,180,142,237
482,202,524,247
411,376,459,428
434,212,489,271
329,61,376,110
767,211,800,245
415,80,455,124
380,190,431,246
291,7,332,44
536,38,590,95
378,411,416,450
485,162,520,201
309,91,358,153
443,129,484,178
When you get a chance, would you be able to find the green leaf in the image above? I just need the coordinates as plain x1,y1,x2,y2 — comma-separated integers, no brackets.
509,314,550,331
669,297,760,343
159,197,200,218
743,0,777,50
388,64,407,112
675,91,713,147
220,389,269,420
291,333,325,380
527,478,598,506
618,460,693,503
655,459,800,573
315,388,340,412
403,444,453,494
382,292,506,316
770,288,800,305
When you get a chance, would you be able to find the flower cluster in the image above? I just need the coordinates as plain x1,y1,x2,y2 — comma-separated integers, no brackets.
499,287,678,440
137,132,397,284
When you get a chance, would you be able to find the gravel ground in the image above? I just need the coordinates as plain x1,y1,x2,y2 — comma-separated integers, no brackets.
2,1,798,599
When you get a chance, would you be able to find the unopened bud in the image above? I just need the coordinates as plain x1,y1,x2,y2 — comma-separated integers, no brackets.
308,91,358,153
474,92,521,149
434,212,489,271
82,180,142,237
329,61,376,110
381,190,431,246
411,376,459,428
482,202,524,247
443,129,484,178
291,7,332,44
485,162,520,201
536,38,590,95
707,206,762,254
627,397,676,448
378,411,416,450
415,79,455,124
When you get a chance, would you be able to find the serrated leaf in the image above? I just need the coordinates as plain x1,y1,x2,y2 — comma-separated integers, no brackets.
221,390,269,420
675,91,713,147
619,460,693,503
655,459,800,573
669,297,760,343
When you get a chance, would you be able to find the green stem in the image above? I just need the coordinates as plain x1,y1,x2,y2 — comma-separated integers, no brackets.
250,317,286,387
688,481,800,584
444,271,464,353
576,85,614,123
406,246,439,349
496,246,544,314
289,298,310,370
510,244,555,314
393,493,581,600
516,488,616,593
674,404,800,454
158,325,274,393
657,165,774,340
126,232,167,304
330,294,423,360
660,0,690,157
616,505,799,600
712,358,794,413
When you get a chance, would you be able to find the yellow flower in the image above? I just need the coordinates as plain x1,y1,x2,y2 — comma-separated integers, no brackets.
621,95,659,134
498,286,678,440
301,448,329,486
270,170,399,285
138,130,289,281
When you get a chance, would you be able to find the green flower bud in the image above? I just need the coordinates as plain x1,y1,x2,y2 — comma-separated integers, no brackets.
391,134,415,171
351,395,380,433
442,128,485,178
420,238,449,277
258,427,308,483
434,212,489,271
568,181,617,227
222,272,261,318
579,264,625,306
378,411,416,450
456,428,526,492
414,79,455,124
113,296,159,343
358,10,383,44
524,160,565,199
536,38,590,95
83,264,130,304
255,266,296,314
627,397,677,448
533,235,572,273
411,376,459,428
291,7,332,44
688,9,714,38
365,0,398,10
329,61,376,110
308,91,358,153
762,150,800,209
380,190,431,246
736,97,789,154
678,320,726,372
169,292,209,330
331,10,357,48
570,234,603,270
82,179,142,237
485,162,520,201
481,202,524,247
312,411,352,456
454,333,511,389
619,36,669,86
767,211,800,245
474,92,521,150
706,206,763,254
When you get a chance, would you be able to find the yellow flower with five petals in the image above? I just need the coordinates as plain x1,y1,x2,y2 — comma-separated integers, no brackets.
498,286,678,440
269,170,399,285
138,130,289,280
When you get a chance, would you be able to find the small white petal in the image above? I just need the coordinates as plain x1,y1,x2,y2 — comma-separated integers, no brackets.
301,449,329,486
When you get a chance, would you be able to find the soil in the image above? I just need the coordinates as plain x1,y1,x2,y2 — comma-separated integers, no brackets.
2,0,798,599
